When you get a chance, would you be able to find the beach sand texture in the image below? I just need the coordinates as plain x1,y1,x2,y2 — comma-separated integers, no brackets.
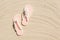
0,0,60,40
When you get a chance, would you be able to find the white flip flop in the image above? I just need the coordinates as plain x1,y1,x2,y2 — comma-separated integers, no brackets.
13,14,23,36
21,4,33,26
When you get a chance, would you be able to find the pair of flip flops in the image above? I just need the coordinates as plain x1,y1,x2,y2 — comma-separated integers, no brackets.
13,5,33,36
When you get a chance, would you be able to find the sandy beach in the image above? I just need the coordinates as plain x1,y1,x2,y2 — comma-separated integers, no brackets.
0,0,60,40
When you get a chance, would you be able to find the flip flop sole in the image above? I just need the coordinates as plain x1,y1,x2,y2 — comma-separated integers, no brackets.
13,14,23,36
21,4,33,26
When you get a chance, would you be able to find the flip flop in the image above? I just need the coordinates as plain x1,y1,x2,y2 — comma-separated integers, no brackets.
13,14,23,36
21,4,33,26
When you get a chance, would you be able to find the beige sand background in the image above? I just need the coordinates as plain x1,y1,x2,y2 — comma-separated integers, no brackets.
0,0,60,40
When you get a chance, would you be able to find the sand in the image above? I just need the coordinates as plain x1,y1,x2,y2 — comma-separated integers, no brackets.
0,0,60,40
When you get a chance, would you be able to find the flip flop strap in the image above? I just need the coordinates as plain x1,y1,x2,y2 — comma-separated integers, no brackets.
14,21,21,30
